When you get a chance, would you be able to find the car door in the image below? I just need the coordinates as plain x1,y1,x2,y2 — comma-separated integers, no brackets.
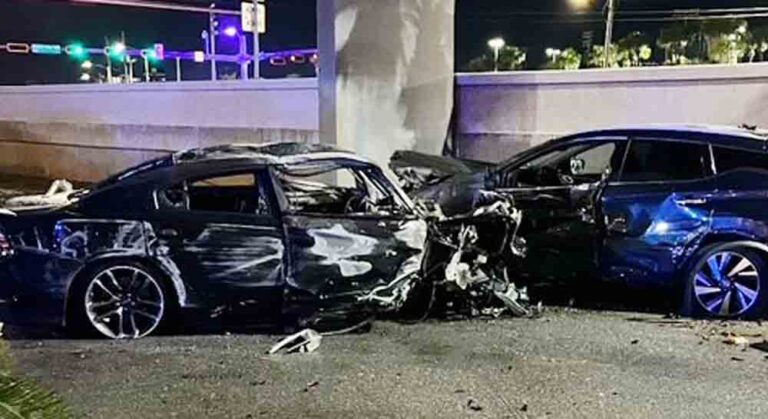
598,138,715,289
148,168,285,320
493,138,627,282
273,162,426,320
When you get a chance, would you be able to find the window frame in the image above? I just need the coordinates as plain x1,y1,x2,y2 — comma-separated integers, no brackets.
273,162,410,219
711,144,768,176
611,137,715,186
152,167,275,217
496,136,627,191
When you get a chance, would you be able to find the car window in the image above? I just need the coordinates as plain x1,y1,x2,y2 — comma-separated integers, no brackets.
713,146,768,174
157,171,271,215
276,166,402,216
513,141,619,187
620,140,709,182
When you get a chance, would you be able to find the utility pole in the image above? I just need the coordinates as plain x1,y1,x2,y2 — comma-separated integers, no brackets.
239,34,248,80
253,1,260,79
175,57,182,82
603,0,616,68
209,3,217,80
105,36,113,83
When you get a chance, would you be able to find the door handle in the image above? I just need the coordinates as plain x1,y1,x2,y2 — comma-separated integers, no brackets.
158,228,179,239
674,198,708,207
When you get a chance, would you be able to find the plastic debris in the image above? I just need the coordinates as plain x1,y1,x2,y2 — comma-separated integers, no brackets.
268,329,322,355
4,179,76,210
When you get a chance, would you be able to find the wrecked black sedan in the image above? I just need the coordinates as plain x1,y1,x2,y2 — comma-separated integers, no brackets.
397,126,768,319
0,143,427,339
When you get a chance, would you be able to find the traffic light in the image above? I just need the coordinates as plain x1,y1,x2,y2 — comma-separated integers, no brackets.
140,44,164,63
106,42,126,62
65,43,88,60
153,43,165,61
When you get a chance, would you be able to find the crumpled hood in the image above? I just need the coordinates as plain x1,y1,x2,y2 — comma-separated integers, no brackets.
389,150,492,194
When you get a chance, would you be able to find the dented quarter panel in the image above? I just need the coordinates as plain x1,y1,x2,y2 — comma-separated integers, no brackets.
599,170,768,288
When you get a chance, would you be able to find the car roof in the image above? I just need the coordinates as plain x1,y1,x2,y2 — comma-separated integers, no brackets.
563,124,768,150
172,142,373,166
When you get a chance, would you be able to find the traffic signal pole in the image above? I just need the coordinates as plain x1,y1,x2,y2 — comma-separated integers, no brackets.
209,3,217,81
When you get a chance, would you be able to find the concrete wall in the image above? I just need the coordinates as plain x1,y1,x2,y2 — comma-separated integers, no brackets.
0,79,318,181
456,63,768,162
318,0,455,167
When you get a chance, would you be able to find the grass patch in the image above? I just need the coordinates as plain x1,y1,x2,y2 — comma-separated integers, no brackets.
0,340,70,418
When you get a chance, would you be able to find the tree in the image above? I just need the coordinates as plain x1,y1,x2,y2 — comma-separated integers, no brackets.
616,32,653,67
701,20,749,64
587,45,620,68
746,24,768,62
658,23,695,65
544,48,582,70
466,45,527,72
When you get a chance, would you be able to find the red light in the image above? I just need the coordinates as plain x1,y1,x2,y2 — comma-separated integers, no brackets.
0,232,13,258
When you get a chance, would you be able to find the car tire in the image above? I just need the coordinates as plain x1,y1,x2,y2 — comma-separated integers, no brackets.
68,260,175,339
683,243,768,320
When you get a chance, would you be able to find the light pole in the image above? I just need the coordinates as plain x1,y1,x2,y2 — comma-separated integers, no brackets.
569,0,616,68
603,0,616,68
223,26,250,80
209,2,218,80
487,37,506,72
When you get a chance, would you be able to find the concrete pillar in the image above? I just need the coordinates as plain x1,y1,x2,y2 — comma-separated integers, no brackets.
317,0,455,165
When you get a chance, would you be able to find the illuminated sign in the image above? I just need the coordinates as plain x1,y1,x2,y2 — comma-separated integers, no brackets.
31,43,63,55
193,50,205,63
5,42,31,54
241,1,266,34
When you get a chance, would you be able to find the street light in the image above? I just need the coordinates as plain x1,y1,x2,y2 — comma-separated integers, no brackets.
568,0,615,68
223,26,238,37
487,37,506,72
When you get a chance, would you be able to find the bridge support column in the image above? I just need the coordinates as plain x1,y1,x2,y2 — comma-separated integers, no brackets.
317,0,455,165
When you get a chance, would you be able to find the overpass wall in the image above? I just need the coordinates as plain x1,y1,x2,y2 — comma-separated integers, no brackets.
0,79,319,181
456,63,768,162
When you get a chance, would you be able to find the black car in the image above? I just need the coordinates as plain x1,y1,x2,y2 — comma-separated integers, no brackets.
0,143,428,339
408,125,768,319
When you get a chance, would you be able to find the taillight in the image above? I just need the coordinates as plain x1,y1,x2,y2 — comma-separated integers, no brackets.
0,232,13,258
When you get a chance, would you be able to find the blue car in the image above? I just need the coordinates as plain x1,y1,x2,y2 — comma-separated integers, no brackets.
414,125,768,319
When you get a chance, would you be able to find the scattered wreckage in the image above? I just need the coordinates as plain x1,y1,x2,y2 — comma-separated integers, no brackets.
0,143,534,340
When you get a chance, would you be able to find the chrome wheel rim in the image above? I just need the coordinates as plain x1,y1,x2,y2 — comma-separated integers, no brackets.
694,251,760,317
84,266,164,339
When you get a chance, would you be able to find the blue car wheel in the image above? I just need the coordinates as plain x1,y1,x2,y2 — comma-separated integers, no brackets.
686,244,767,319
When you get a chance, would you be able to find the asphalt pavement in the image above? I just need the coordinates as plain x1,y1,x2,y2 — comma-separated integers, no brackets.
6,309,768,418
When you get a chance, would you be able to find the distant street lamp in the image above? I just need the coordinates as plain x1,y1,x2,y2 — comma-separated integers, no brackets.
545,48,563,63
487,37,506,72
569,0,616,68
223,26,238,37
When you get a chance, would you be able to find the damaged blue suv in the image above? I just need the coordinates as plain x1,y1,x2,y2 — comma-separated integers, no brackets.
412,125,768,319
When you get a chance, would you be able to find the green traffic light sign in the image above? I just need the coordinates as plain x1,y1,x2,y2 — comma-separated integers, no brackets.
65,43,88,60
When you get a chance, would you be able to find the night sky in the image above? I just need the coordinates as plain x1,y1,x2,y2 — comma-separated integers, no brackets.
2,0,768,84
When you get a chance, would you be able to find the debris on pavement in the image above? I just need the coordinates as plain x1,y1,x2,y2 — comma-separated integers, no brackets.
466,398,483,412
303,380,320,392
723,335,750,349
267,329,322,355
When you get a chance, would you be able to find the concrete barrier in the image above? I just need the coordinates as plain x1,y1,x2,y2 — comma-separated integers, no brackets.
456,63,768,162
0,79,319,181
